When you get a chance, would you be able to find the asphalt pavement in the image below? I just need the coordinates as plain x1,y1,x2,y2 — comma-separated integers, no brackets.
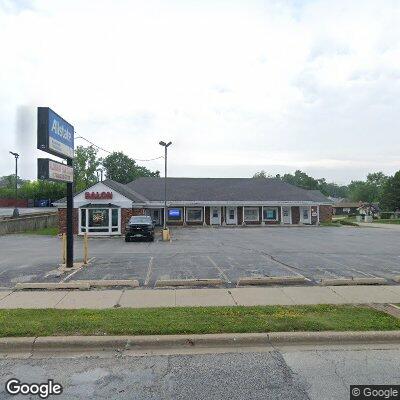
1,226,400,288
0,344,398,399
0,207,56,217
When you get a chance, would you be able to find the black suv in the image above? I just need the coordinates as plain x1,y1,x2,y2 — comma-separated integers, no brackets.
125,216,155,242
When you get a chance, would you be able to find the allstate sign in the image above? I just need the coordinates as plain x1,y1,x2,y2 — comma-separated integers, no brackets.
37,107,74,159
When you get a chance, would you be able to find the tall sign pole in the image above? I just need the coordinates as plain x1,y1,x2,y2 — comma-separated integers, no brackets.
37,107,75,268
66,158,73,268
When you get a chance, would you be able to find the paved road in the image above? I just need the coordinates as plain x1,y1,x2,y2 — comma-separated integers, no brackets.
0,208,56,217
0,226,400,288
0,345,399,399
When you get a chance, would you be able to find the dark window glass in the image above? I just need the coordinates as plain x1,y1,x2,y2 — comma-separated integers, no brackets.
81,209,86,227
112,209,118,226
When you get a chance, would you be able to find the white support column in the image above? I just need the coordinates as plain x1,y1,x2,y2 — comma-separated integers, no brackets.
183,206,187,226
222,206,226,226
280,206,283,225
242,206,245,226
317,205,320,225
203,206,206,226
261,206,265,225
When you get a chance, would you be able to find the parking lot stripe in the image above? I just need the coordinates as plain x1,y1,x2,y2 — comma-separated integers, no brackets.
206,256,231,284
144,257,154,286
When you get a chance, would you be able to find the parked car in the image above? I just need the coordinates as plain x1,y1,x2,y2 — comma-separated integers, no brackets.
125,215,155,242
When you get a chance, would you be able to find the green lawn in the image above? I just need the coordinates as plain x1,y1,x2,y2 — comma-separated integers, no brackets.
20,226,58,236
373,219,400,225
320,221,341,227
0,305,398,337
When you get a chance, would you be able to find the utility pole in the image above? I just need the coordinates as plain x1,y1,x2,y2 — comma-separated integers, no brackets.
9,151,19,218
159,141,172,234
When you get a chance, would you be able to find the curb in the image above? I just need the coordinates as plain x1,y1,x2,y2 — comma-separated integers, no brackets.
2,331,400,354
237,276,307,286
320,278,387,286
155,279,224,287
68,280,139,288
14,282,90,290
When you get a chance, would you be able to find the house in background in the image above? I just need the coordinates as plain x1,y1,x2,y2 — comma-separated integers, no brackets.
332,200,361,215
54,177,333,236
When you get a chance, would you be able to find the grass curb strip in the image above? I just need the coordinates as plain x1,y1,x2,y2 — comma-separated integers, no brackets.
2,331,400,354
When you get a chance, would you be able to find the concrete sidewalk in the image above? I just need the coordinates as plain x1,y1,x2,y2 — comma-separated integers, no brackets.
1,285,400,309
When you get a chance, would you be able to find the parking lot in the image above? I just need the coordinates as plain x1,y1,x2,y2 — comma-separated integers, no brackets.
1,225,400,288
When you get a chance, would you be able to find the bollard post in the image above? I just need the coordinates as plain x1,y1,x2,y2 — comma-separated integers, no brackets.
83,232,88,264
62,233,66,264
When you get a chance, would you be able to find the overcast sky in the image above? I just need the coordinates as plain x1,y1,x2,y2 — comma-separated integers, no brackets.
1,0,399,184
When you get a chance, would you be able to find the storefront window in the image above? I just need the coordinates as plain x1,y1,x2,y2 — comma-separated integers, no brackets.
263,207,278,221
80,209,86,232
244,207,259,221
111,209,119,232
88,209,109,232
79,207,121,235
167,208,183,221
186,208,203,222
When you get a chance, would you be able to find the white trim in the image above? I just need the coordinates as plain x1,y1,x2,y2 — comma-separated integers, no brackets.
142,200,331,206
186,207,203,222
263,207,279,222
243,206,259,222
317,205,320,224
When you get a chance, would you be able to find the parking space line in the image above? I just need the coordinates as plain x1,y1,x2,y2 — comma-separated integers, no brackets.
60,268,81,283
206,256,231,284
260,253,305,278
144,257,154,286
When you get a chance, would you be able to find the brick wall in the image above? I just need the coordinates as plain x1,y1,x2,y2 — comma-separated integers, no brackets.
0,199,28,207
291,206,300,224
319,205,333,222
58,208,78,234
205,206,210,225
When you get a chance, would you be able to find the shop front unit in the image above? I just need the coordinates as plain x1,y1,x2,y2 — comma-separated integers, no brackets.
54,178,333,235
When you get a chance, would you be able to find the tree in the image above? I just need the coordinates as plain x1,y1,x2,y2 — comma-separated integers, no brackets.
102,151,160,184
252,170,273,178
380,171,400,211
347,172,388,203
280,170,320,190
347,181,376,203
0,174,29,189
73,146,101,192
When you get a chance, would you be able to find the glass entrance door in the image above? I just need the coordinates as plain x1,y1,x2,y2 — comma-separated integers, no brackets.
226,207,237,225
210,207,221,225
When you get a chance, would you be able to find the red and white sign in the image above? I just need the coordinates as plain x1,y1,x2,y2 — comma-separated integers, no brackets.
48,160,74,183
85,191,113,200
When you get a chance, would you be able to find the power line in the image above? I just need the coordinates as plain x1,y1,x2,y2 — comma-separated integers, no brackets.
75,134,164,161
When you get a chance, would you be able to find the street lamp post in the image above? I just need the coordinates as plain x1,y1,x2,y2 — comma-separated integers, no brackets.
159,141,172,233
9,151,20,218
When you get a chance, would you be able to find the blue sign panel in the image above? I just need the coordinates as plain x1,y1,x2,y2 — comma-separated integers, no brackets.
168,208,182,219
37,107,74,159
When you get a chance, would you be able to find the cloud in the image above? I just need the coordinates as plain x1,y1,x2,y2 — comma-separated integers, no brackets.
0,0,399,183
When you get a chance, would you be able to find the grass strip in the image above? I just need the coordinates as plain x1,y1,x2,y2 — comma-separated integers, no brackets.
373,219,400,224
20,226,58,236
0,305,399,337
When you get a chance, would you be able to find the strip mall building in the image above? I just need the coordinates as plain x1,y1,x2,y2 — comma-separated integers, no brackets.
54,178,333,236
